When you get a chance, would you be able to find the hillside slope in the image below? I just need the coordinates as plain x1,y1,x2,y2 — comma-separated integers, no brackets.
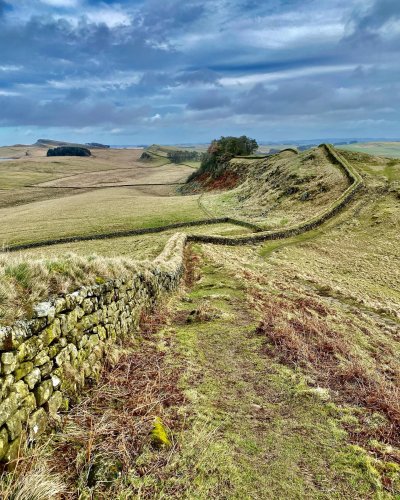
195,146,350,228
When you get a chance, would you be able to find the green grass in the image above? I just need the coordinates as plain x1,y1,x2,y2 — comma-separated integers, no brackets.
339,142,400,159
120,251,397,497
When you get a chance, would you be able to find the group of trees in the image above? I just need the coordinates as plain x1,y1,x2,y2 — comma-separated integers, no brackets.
47,146,91,157
189,135,258,182
167,150,204,164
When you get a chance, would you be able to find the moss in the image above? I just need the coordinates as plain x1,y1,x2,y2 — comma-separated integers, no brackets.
150,417,171,448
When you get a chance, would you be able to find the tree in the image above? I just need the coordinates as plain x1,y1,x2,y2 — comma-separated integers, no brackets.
187,135,258,182
47,146,91,157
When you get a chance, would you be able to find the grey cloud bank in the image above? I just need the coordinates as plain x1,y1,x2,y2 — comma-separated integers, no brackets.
0,0,399,145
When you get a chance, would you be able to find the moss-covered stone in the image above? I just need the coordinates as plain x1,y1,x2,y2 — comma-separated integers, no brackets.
14,361,34,382
16,336,43,362
44,391,63,417
40,361,54,378
1,352,17,375
0,427,9,460
33,349,50,367
5,410,23,440
39,319,61,346
28,408,48,438
34,379,53,406
0,394,19,427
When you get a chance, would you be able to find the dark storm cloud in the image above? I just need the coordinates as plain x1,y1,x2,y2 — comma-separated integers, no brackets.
0,0,399,143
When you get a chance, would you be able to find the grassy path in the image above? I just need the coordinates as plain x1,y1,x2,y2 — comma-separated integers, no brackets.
1,247,395,498
132,249,390,498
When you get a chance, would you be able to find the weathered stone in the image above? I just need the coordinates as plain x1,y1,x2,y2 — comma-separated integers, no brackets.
51,374,61,389
33,350,50,367
61,309,79,334
48,342,62,359
0,375,14,400
28,408,48,438
21,393,37,414
34,379,53,406
16,336,43,362
39,319,61,346
40,361,53,378
10,381,30,400
28,317,47,334
4,435,22,463
54,297,67,314
1,352,16,367
0,322,31,350
76,306,85,320
0,394,19,427
96,325,107,341
82,298,94,314
24,367,41,389
14,362,33,382
55,347,70,367
6,410,23,440
44,391,63,417
33,301,55,321
0,427,9,460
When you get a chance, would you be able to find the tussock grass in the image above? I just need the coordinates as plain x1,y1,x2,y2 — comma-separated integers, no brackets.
0,251,148,324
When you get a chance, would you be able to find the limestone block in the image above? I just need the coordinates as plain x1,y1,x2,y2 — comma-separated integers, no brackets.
40,361,53,378
54,297,67,314
82,298,94,314
28,408,48,438
39,319,61,346
28,317,47,335
22,393,37,415
10,381,30,401
55,347,70,367
24,367,41,389
48,342,62,359
34,379,53,406
51,374,61,389
0,427,9,460
6,410,23,440
0,375,14,401
16,336,43,363
0,394,19,427
4,434,22,463
33,350,50,367
0,322,31,350
14,362,33,382
44,391,63,417
33,302,55,322
61,309,79,334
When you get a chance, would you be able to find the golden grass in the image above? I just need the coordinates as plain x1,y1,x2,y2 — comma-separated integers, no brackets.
0,250,151,324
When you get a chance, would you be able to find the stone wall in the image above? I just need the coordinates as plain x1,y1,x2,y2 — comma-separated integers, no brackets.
188,144,364,245
0,233,187,462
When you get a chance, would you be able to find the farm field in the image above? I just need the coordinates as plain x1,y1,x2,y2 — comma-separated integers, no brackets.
0,143,399,498
339,141,400,158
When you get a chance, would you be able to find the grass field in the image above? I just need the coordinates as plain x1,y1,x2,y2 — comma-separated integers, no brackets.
0,143,399,497
339,142,400,158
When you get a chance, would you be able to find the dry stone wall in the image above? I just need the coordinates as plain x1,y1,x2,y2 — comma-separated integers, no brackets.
0,233,187,462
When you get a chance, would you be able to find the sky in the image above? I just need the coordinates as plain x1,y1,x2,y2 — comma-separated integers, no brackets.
0,0,399,145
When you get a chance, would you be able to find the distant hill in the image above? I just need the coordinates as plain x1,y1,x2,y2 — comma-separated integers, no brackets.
35,139,110,149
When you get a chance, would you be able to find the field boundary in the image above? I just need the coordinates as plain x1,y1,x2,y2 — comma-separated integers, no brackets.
0,233,187,463
188,144,363,245
2,145,361,252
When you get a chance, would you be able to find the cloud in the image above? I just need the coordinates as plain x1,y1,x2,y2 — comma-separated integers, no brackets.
40,0,78,7
0,0,399,144
187,90,231,110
